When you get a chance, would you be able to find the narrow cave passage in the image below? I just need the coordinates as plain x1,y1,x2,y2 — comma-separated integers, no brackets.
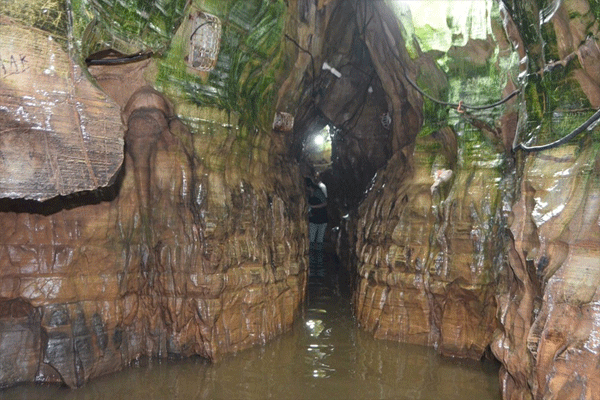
3,0,600,398
0,247,501,400
0,0,503,396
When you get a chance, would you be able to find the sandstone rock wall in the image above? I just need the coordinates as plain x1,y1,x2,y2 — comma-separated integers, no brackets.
0,0,311,389
352,130,503,360
0,3,310,386
0,22,124,201
346,2,600,400
0,97,307,388
493,144,600,400
342,0,503,361
0,94,307,387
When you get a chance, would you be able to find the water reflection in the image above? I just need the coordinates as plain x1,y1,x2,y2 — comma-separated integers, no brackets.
1,248,501,400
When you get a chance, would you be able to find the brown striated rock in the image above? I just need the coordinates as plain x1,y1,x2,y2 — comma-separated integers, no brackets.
0,21,124,201
493,144,600,400
352,131,501,359
347,6,600,399
0,70,308,388
0,298,40,388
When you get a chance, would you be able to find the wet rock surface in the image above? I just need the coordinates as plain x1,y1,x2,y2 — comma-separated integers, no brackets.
2,1,600,399
325,1,600,399
0,299,40,388
351,131,501,360
0,105,308,387
0,9,308,386
493,144,600,400
0,21,124,201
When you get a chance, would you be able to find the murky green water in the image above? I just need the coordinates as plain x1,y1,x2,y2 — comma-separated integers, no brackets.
1,250,501,400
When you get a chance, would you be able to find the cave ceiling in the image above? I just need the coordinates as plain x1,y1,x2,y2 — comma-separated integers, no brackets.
0,0,517,208
2,0,600,216
294,0,511,214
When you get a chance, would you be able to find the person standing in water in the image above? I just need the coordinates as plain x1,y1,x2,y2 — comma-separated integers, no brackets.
306,178,328,251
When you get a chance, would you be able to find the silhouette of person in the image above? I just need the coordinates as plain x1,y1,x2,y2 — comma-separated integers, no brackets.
306,177,327,251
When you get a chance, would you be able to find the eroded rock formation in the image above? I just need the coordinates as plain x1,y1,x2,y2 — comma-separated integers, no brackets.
352,134,502,359
313,0,503,360
0,0,307,388
0,83,308,388
342,1,600,399
494,144,600,400
0,21,124,201
0,88,307,388
1,1,600,399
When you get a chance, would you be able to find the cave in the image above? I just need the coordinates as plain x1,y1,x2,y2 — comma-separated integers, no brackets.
1,0,600,399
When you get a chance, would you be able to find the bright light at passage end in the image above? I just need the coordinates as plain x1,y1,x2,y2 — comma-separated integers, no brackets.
313,135,325,146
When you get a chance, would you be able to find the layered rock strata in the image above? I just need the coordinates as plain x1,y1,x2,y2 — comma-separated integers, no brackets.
0,69,307,390
338,0,502,360
352,132,502,359
348,2,600,400
493,144,600,400
0,22,123,201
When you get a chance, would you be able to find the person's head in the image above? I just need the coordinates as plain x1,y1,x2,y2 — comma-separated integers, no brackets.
305,177,317,193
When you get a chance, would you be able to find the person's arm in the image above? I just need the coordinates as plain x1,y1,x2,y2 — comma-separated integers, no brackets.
311,200,327,208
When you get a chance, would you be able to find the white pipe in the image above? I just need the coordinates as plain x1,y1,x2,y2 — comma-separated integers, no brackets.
322,62,342,78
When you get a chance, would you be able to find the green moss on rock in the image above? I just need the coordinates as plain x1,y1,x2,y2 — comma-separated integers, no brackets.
73,0,188,57
155,0,286,134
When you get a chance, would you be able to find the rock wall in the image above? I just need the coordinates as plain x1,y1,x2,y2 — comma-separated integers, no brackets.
0,90,307,387
341,0,501,360
496,1,600,399
0,0,308,388
0,91,307,389
346,1,600,400
0,21,124,201
493,143,600,400
352,128,503,360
